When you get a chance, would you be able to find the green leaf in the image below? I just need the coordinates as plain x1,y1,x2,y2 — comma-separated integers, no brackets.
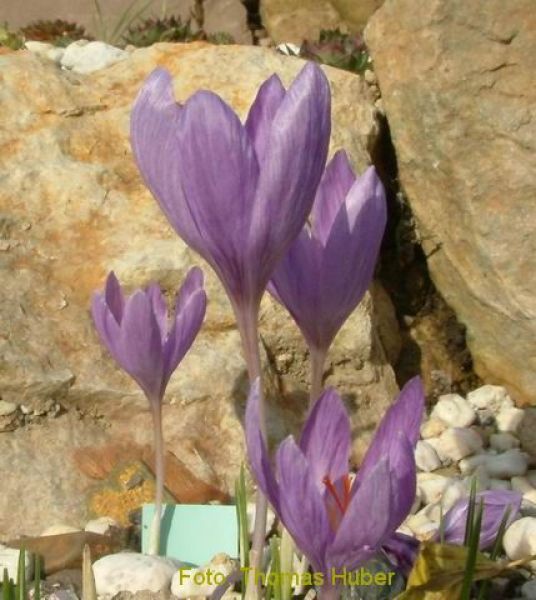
235,464,249,598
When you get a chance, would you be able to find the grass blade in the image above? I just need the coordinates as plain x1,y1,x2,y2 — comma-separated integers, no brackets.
269,536,281,600
460,498,484,600
33,554,41,600
16,548,25,600
235,464,249,598
82,544,98,600
3,569,12,600
463,477,478,547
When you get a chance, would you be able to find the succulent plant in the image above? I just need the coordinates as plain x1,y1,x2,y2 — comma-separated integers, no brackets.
122,15,203,46
20,19,91,47
301,28,371,75
0,23,24,50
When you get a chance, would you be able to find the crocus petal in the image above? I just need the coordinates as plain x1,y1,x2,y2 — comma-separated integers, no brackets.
317,166,386,347
117,291,165,401
250,62,331,288
385,433,417,533
299,388,351,494
104,271,125,323
91,291,122,364
174,90,261,303
439,490,522,549
146,283,168,342
162,267,207,388
357,377,425,487
327,458,392,572
382,532,420,576
245,379,280,512
267,229,323,348
276,437,332,573
130,69,206,254
311,150,355,246
245,73,286,164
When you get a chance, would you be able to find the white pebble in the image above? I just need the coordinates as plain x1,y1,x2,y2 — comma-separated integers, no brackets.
503,517,536,570
61,41,128,74
490,432,520,452
432,394,476,428
440,480,468,512
489,479,512,491
438,427,483,461
420,417,447,439
527,471,536,488
467,385,513,414
496,407,525,433
460,449,528,479
521,579,536,599
417,473,451,505
404,512,439,540
93,552,178,595
415,440,442,472
0,545,32,581
171,553,236,598
85,516,119,535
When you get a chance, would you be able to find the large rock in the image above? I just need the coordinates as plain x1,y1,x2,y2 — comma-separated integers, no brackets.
0,43,396,536
260,0,383,44
366,0,536,404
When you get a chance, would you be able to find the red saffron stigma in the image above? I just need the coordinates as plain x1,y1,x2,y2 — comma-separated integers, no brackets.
323,474,353,515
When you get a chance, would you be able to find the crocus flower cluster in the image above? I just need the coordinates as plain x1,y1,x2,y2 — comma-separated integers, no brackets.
91,267,206,554
246,376,425,597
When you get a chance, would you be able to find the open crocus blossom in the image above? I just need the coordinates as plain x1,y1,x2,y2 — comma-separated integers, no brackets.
91,267,206,555
130,63,331,325
268,150,387,401
246,376,425,598
384,490,522,575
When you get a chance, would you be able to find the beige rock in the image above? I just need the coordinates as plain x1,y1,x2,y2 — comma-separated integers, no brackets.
260,0,384,44
366,0,536,404
420,417,447,439
0,44,395,536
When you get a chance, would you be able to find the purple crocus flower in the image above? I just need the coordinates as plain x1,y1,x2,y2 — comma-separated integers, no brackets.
246,377,425,598
383,488,522,576
91,267,206,554
91,267,206,404
130,63,331,329
267,150,387,402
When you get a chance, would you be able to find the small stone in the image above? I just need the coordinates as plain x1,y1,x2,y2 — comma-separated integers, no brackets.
417,473,451,505
415,440,442,472
432,394,476,428
420,417,447,439
61,41,128,74
364,69,377,84
460,449,528,479
441,480,468,512
503,517,536,569
405,512,438,540
93,552,178,595
490,432,520,452
521,579,536,599
467,385,513,414
84,516,119,535
463,465,490,492
497,407,525,433
41,524,80,536
0,401,17,416
0,545,32,581
171,553,236,598
437,427,483,461
489,479,512,491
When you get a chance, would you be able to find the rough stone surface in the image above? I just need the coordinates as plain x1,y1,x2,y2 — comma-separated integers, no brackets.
60,40,128,73
0,44,395,536
503,517,536,569
366,0,536,404
260,0,383,44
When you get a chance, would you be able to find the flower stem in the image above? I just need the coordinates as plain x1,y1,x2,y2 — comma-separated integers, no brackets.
309,345,327,408
148,400,164,556
234,302,268,600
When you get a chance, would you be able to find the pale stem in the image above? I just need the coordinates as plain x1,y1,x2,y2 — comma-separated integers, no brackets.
234,301,268,600
309,345,328,408
147,399,165,556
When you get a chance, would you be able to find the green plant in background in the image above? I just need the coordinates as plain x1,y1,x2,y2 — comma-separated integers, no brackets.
19,19,91,46
0,23,24,50
122,15,202,47
301,28,371,75
92,0,154,46
1,549,41,600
